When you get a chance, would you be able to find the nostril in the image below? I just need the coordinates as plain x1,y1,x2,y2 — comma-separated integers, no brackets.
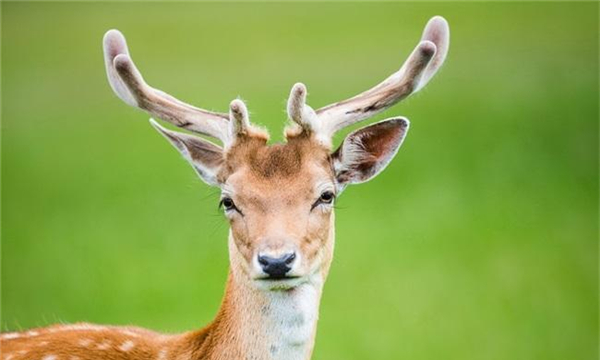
284,253,296,265
257,255,269,266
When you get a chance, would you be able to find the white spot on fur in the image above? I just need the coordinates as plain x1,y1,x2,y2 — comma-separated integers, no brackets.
119,340,135,352
26,330,39,337
119,329,140,337
96,340,111,350
48,324,106,334
42,355,57,360
1,333,20,340
62,324,106,332
157,348,168,360
78,338,93,347
17,350,28,355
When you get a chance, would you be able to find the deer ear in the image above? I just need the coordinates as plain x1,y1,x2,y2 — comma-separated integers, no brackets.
332,118,409,188
150,119,224,186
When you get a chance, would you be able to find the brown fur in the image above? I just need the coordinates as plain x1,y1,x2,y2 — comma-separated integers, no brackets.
219,135,335,271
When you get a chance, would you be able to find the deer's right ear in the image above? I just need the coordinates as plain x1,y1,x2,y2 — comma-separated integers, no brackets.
150,119,224,186
331,117,409,189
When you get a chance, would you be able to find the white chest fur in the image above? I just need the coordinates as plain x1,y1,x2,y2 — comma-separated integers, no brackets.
262,283,321,360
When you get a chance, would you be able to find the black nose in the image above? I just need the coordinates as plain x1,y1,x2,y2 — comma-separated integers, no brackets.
257,253,296,279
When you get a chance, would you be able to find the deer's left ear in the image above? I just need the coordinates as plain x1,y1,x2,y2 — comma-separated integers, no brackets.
150,119,224,186
331,117,409,187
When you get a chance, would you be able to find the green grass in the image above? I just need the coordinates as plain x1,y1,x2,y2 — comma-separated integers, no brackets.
1,2,598,360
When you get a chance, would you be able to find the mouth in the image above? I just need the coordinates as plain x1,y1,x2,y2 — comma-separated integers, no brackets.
254,276,305,290
256,275,300,281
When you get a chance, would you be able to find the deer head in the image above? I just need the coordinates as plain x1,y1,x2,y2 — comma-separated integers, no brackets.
103,16,449,292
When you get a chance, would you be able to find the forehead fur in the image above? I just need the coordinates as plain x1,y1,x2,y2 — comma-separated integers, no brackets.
221,135,331,181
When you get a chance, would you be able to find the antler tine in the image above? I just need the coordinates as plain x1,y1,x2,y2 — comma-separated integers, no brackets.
315,16,450,137
103,29,230,143
287,83,319,132
229,99,250,136
417,16,450,91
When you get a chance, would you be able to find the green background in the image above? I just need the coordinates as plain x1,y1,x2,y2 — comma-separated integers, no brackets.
2,2,598,360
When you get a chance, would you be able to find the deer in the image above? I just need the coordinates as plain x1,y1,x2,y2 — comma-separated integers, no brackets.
1,16,449,360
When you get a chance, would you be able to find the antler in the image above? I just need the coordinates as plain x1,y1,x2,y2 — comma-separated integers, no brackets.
103,30,231,143
286,16,450,142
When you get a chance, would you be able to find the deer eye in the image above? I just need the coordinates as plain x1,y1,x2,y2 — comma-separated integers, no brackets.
319,191,335,204
220,197,237,212
311,191,335,210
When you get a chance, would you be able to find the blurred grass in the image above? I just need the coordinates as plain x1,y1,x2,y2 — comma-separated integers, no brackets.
1,2,598,360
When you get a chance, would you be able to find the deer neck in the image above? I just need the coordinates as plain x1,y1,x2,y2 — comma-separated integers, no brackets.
192,235,325,360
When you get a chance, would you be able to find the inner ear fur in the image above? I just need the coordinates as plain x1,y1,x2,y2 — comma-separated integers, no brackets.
332,117,409,186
